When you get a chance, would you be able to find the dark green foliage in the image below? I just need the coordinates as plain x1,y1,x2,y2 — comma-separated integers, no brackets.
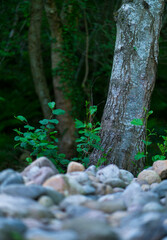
14,102,69,172
73,102,103,167
0,0,167,171
14,102,104,171
131,109,167,167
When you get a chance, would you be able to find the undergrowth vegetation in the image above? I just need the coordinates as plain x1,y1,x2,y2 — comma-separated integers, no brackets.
14,102,104,172
131,108,167,168
14,102,167,172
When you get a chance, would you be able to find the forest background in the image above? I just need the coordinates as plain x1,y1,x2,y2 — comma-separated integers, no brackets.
0,0,167,171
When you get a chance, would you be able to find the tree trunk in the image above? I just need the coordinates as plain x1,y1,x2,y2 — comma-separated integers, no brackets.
28,0,51,119
44,0,76,159
90,0,164,175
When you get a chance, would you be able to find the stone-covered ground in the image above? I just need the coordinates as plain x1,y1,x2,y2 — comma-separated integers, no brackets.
1,157,167,240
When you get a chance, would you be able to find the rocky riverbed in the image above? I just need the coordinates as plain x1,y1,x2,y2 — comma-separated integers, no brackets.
1,157,167,240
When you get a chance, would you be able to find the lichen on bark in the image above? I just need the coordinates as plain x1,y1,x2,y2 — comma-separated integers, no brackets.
90,0,165,175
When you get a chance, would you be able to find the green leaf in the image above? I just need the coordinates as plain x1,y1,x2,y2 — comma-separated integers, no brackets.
49,130,58,135
14,136,20,141
20,142,27,148
152,155,166,162
39,119,49,125
76,138,85,143
13,129,23,135
38,134,47,141
24,125,35,130
15,115,28,122
23,132,32,139
47,124,55,129
60,159,70,165
35,129,43,133
134,152,146,160
75,119,85,129
46,145,57,149
87,123,92,128
131,119,143,126
71,157,79,161
161,136,166,140
26,157,32,164
97,157,107,166
89,105,97,115
94,127,101,131
77,148,83,152
82,158,89,165
36,143,48,147
142,140,152,146
48,102,55,109
148,110,153,116
52,109,65,115
58,153,66,158
29,140,36,146
78,130,86,134
49,119,59,124
53,138,58,143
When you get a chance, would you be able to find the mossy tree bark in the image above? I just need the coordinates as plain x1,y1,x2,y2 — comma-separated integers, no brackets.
90,0,165,175
44,0,76,158
28,0,51,119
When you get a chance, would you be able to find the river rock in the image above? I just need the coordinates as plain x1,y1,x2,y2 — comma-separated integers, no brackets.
152,179,167,198
84,198,126,213
0,217,27,240
119,169,134,184
43,187,64,204
137,169,161,184
141,184,150,191
99,192,123,203
96,164,120,183
65,204,90,218
43,175,85,195
0,184,46,199
86,165,97,175
1,171,24,187
105,178,127,188
123,182,159,210
143,202,165,212
0,169,16,184
60,195,90,209
25,229,79,240
67,161,85,173
0,184,64,204
119,212,167,240
23,157,58,173
80,208,107,221
122,182,141,204
108,211,128,227
66,171,89,184
0,194,54,219
38,195,54,207
62,217,120,240
1,157,167,240
43,175,67,194
91,181,107,195
153,160,167,179
22,157,58,185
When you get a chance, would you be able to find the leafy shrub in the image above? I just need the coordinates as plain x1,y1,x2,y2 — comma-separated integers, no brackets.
14,102,70,172
73,101,103,167
131,108,167,166
14,101,104,171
